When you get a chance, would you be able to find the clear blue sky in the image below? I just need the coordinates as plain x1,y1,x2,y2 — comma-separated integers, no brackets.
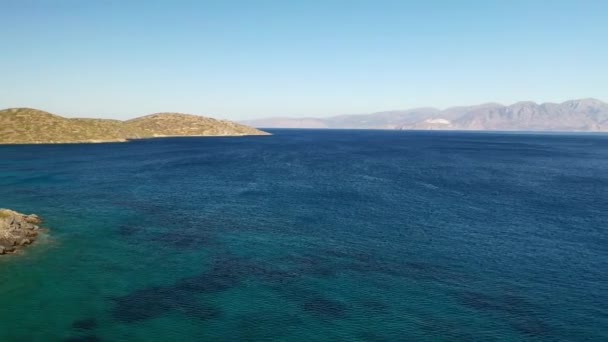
1,0,606,119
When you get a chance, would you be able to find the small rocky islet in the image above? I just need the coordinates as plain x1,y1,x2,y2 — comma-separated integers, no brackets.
0,209,44,255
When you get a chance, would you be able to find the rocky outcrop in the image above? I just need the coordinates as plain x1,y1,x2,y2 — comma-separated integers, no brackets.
0,209,43,255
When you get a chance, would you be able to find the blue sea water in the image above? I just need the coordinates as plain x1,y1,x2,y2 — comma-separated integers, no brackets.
0,129,607,341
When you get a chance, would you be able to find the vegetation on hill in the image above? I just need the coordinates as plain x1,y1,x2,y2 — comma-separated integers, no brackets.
125,113,266,137
0,108,269,144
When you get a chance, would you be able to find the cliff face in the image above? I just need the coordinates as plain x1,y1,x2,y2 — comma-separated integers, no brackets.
0,209,43,255
0,108,270,144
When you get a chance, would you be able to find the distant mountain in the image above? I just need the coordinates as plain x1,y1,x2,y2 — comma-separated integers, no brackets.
0,108,269,144
242,98,608,131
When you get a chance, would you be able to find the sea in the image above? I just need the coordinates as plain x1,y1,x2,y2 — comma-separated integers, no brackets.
0,129,606,341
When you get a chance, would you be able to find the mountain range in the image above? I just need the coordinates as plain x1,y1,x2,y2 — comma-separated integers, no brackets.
0,108,269,144
242,98,608,131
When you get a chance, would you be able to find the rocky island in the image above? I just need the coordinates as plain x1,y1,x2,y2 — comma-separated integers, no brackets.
0,209,43,255
0,108,269,144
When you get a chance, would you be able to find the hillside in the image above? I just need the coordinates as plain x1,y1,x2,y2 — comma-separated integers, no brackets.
242,98,608,132
0,108,269,144
125,113,265,137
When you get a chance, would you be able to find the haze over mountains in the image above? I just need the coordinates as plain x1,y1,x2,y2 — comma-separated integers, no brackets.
242,98,608,131
0,108,268,144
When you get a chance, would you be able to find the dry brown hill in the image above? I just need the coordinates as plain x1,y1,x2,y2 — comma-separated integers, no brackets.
0,108,269,144
125,112,265,137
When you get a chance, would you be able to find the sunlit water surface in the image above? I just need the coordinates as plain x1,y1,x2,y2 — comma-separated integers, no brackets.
0,130,606,341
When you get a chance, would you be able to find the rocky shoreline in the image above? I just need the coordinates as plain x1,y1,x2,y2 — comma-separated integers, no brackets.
0,209,43,255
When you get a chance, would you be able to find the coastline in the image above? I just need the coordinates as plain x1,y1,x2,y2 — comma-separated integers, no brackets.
0,132,272,145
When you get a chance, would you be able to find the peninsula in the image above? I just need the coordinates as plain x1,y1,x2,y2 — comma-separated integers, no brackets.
0,108,269,144
0,209,43,255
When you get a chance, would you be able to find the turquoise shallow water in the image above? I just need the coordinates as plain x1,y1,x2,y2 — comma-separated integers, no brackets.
0,130,607,341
